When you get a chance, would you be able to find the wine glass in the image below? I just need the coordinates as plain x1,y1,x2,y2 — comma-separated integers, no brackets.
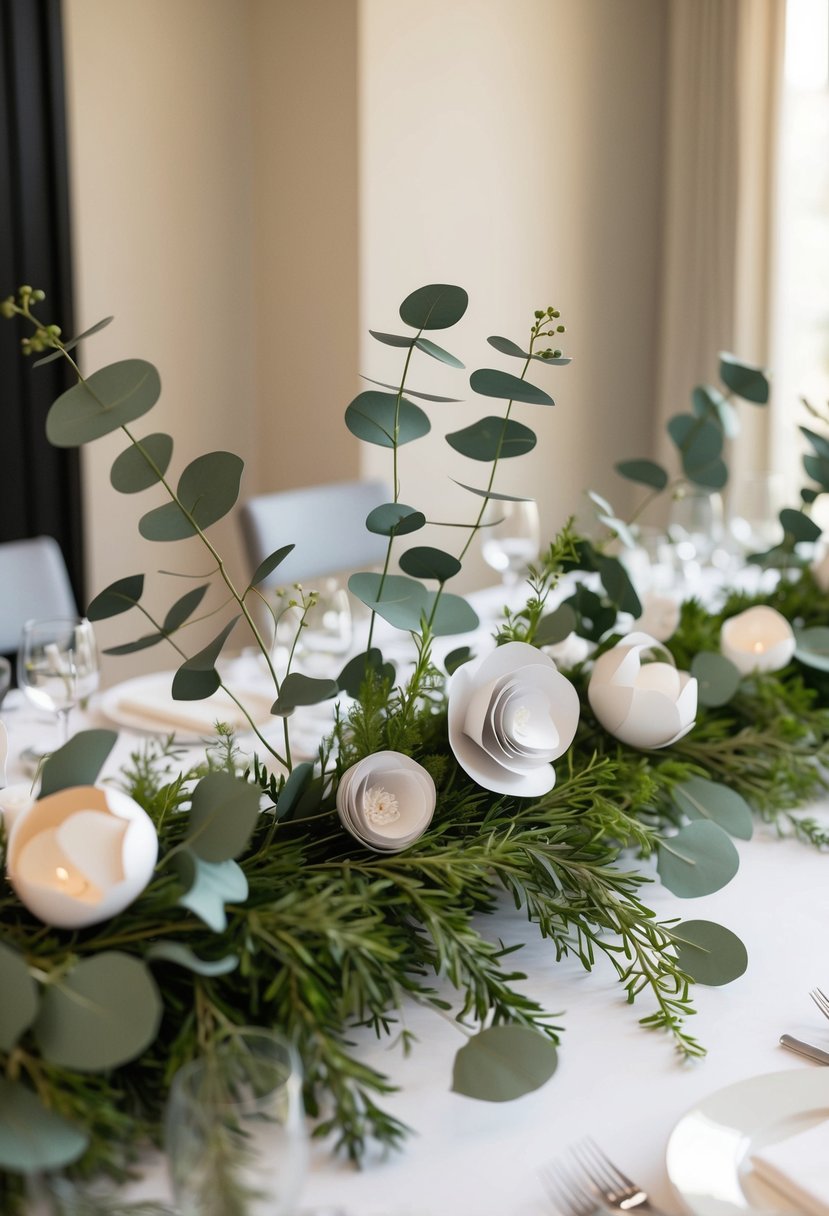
666,487,724,584
298,578,353,675
728,471,786,555
480,499,541,588
165,1027,308,1216
17,617,99,748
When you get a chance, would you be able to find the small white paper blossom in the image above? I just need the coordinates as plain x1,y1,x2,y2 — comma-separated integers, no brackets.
720,605,795,675
447,641,580,796
7,785,158,929
633,593,680,643
587,631,697,750
336,751,435,852
541,632,592,669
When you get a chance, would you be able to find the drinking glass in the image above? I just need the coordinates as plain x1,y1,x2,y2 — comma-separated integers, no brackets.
17,618,99,748
480,499,541,587
165,1028,308,1216
666,487,724,574
728,471,786,555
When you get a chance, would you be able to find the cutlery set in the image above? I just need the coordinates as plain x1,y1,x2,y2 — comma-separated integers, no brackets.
546,988,829,1215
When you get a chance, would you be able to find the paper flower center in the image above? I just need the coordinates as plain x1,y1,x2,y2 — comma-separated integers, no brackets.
364,785,401,826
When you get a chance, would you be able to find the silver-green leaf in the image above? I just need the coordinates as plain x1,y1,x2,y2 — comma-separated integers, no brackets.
451,1025,557,1102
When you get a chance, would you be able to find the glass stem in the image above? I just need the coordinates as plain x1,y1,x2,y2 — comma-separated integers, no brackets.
56,707,71,748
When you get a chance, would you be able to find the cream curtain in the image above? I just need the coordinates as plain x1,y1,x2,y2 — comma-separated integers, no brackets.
655,0,786,491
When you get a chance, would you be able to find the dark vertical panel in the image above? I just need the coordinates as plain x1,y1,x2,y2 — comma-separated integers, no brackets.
0,0,84,602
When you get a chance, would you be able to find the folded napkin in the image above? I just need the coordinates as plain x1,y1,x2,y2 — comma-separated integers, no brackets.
118,682,273,737
751,1118,829,1215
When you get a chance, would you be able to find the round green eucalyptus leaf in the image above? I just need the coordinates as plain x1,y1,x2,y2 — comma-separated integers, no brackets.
667,413,723,475
0,943,39,1051
657,821,740,898
146,942,238,977
34,953,162,1072
139,451,244,541
691,651,742,707
487,335,529,358
692,385,739,438
187,771,262,862
163,585,208,634
0,1078,89,1173
446,416,536,462
686,456,728,491
780,508,821,544
615,459,668,491
46,359,161,447
672,919,748,986
425,591,479,636
86,573,144,621
110,432,173,493
415,337,464,368
719,352,769,404
272,673,339,716
39,729,118,798
348,571,428,631
368,330,415,348
399,283,468,330
671,776,753,840
337,648,395,698
345,391,431,448
794,626,829,672
365,502,426,537
534,603,578,647
274,761,316,821
172,616,240,700
103,631,164,656
399,546,462,583
451,479,531,502
451,1025,557,1102
595,554,641,616
802,487,820,505
175,853,248,933
805,453,829,490
470,368,554,406
360,375,461,403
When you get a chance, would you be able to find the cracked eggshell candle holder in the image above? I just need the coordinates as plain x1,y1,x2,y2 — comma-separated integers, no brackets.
587,631,697,750
720,605,795,676
6,785,158,929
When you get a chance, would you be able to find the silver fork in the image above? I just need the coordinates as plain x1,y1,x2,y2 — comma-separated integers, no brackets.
810,987,829,1021
545,1139,672,1215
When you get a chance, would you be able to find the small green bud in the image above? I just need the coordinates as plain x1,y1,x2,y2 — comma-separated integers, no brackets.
552,309,560,318
547,306,554,315
556,325,565,333
31,289,46,302
0,297,15,319
19,285,32,298
553,349,562,358
47,324,61,337
534,310,544,319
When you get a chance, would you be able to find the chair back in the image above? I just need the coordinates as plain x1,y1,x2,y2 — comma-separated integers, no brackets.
0,536,79,654
239,480,391,588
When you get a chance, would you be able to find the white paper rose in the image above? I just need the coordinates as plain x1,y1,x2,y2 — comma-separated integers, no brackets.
336,751,436,852
542,632,592,669
0,782,36,836
447,641,580,796
6,785,158,929
587,630,697,750
720,605,795,675
633,593,680,643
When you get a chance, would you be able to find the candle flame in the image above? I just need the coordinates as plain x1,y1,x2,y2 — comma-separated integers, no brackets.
56,866,69,881
753,641,765,653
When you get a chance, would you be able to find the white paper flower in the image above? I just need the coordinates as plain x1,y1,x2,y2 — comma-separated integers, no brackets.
633,593,680,643
720,605,795,675
541,632,592,669
6,785,158,929
336,751,435,852
587,631,697,750
812,549,829,592
0,782,37,837
447,641,580,796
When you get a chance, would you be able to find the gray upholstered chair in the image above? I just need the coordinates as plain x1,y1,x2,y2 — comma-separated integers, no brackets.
0,536,78,656
239,480,391,588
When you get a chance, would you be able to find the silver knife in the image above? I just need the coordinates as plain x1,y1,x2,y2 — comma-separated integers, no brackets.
780,1033,829,1065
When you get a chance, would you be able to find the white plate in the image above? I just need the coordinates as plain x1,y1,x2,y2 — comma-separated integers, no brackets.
99,672,274,743
666,1068,829,1214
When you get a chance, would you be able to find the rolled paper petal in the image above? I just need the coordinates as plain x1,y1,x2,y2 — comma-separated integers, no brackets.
587,632,697,750
6,786,158,929
447,641,580,796
336,751,436,852
720,606,796,675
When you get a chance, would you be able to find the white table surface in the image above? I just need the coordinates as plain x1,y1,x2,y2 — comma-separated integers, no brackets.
4,581,829,1216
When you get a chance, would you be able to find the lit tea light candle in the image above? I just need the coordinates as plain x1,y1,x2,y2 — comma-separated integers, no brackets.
720,606,795,676
6,785,157,929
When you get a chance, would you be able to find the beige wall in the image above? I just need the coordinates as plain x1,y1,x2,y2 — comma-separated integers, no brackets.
359,0,668,585
62,0,668,674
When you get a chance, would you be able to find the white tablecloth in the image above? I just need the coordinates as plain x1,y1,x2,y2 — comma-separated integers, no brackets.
4,582,829,1216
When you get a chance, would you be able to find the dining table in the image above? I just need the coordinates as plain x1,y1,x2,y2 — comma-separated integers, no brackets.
4,579,829,1216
